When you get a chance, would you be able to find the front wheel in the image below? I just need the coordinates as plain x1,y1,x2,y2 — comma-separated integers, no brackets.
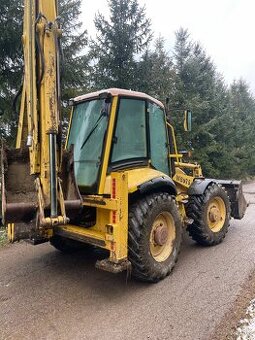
186,183,231,246
128,193,182,283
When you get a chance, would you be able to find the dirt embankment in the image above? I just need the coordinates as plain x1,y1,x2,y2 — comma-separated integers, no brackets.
212,269,255,339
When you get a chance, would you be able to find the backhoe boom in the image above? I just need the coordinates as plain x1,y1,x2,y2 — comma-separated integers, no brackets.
2,0,78,239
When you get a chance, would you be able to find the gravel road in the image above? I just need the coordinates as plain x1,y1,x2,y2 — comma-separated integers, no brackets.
0,182,255,340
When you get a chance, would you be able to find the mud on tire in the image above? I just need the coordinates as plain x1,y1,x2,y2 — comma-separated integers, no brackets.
128,193,182,283
186,183,231,246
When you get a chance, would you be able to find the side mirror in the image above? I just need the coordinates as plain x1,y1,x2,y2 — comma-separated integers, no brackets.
184,110,192,132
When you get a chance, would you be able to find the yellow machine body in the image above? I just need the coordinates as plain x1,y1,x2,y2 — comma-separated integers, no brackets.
2,1,246,276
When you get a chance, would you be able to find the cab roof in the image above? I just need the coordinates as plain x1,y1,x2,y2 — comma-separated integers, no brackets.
73,88,164,109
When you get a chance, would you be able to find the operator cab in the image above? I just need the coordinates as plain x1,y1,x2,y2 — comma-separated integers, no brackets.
67,88,171,194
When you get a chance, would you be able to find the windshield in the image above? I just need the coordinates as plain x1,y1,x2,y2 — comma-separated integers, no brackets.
67,98,110,193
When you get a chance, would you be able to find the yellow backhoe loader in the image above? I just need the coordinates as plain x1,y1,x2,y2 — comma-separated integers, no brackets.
1,0,247,282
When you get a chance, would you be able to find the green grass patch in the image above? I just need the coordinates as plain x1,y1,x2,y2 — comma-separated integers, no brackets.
0,227,7,246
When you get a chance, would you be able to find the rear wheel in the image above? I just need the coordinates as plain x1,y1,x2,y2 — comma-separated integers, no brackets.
186,183,230,246
128,193,182,283
50,235,88,253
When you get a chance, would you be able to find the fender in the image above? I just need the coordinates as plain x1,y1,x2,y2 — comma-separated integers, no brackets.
138,176,177,196
188,178,215,196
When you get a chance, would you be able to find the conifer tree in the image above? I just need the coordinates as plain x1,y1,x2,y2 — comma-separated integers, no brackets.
0,0,88,144
0,0,23,143
59,0,89,100
90,0,152,89
137,37,176,101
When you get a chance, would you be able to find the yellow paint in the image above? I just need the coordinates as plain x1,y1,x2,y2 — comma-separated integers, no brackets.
60,225,106,244
149,212,176,262
22,0,39,173
16,0,61,204
104,167,171,195
167,121,181,163
175,161,203,177
175,199,187,222
82,196,119,210
173,168,194,189
65,107,73,149
207,197,226,232
109,171,128,261
12,0,212,270
98,96,118,194
7,224,14,243
58,171,129,262
16,84,27,149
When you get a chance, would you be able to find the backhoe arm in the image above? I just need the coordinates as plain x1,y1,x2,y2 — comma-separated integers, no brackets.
1,0,80,241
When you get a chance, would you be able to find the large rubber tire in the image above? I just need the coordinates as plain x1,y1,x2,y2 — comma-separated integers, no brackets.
50,235,88,253
186,183,231,246
128,193,182,283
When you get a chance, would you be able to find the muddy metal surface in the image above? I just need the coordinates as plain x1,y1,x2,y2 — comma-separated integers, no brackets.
0,183,255,340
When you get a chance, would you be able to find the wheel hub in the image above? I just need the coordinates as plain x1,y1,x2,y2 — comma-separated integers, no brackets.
154,224,169,246
207,197,226,232
209,207,221,223
149,212,176,263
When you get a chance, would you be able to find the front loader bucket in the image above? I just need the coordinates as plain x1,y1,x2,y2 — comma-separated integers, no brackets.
1,147,37,225
217,180,247,219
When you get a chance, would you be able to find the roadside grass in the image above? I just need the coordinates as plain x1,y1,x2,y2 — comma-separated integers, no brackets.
0,227,7,246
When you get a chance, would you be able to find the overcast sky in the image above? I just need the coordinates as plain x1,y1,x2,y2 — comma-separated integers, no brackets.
81,0,255,94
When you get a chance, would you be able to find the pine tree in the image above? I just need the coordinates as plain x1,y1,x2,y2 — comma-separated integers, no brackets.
0,0,88,144
0,0,23,144
90,0,152,89
224,80,255,177
172,28,229,177
137,37,176,102
59,0,89,100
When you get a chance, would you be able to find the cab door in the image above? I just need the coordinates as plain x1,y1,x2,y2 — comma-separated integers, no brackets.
148,102,170,175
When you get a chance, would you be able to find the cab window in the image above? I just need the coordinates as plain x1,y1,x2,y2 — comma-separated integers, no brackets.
111,98,147,163
148,102,170,175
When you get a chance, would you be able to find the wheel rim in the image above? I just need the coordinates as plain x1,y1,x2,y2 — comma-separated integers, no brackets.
149,212,176,262
207,197,226,232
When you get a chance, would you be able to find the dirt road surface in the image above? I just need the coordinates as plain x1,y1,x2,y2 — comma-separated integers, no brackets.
0,182,255,340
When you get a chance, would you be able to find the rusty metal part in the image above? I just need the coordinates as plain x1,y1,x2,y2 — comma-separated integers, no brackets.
40,216,68,228
1,147,37,224
64,200,81,210
60,147,83,202
1,145,82,235
35,178,70,228
209,207,220,223
59,147,83,222
154,225,169,246
95,258,131,274
5,203,37,223
149,212,176,262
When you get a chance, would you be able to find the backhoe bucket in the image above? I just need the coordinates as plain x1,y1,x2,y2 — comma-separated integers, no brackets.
1,147,37,225
1,146,82,242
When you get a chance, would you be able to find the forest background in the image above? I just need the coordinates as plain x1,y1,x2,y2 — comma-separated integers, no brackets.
1,0,255,179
